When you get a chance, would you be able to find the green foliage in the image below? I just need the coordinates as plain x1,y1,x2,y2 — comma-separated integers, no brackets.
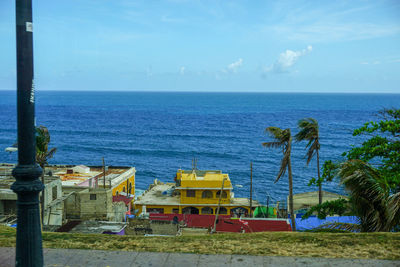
295,118,320,165
36,125,57,168
308,160,338,187
342,108,400,192
262,127,292,183
302,199,349,220
339,160,400,232
302,109,400,232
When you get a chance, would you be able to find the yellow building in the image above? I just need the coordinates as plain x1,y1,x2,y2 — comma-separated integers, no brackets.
135,169,258,216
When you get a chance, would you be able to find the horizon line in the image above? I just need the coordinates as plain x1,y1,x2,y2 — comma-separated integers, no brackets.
0,89,399,94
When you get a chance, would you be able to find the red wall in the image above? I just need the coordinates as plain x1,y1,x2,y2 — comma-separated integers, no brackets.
149,214,291,232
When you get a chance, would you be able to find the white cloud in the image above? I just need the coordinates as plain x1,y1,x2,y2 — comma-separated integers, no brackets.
180,66,185,75
227,58,243,73
260,2,400,43
265,45,312,73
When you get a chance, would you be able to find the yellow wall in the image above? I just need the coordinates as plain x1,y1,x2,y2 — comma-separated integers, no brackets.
112,174,135,197
177,170,232,188
180,189,230,204
135,205,179,215
134,204,249,215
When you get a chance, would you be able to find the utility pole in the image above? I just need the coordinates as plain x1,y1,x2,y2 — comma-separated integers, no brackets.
249,162,253,217
212,177,227,233
102,157,106,189
11,0,44,266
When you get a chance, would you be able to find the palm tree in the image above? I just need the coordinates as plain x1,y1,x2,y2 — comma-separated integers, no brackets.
36,126,57,223
295,118,322,204
36,125,57,169
262,127,296,231
339,160,400,232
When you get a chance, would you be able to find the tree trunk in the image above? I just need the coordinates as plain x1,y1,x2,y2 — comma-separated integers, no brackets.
287,158,296,231
317,147,322,205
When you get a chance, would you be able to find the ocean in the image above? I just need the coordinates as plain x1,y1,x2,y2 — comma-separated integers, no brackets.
1,91,399,205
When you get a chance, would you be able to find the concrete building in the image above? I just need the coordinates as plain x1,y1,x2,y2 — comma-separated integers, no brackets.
0,163,136,225
45,165,136,222
0,163,64,226
288,190,348,213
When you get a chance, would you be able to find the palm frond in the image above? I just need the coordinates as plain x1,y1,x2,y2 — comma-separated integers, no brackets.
295,118,319,142
339,160,389,231
263,127,292,184
35,126,56,167
306,140,318,165
387,192,400,230
296,118,320,165
275,152,289,183
262,141,283,149
47,147,57,160
314,222,361,233
265,127,283,139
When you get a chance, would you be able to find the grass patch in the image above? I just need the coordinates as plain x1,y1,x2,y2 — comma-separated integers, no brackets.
1,226,399,259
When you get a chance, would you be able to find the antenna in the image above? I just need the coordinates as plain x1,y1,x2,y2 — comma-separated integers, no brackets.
102,157,106,189
250,161,253,217
191,157,198,172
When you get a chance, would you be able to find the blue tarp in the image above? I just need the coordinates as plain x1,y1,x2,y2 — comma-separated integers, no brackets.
291,216,359,231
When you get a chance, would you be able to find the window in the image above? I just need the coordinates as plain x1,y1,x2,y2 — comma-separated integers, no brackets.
90,194,97,200
182,207,199,214
186,190,195,197
216,190,227,198
202,190,213,198
218,207,228,215
172,208,179,214
52,186,57,201
123,186,126,192
201,207,213,214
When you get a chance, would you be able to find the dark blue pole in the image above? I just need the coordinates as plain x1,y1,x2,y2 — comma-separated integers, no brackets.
12,0,44,266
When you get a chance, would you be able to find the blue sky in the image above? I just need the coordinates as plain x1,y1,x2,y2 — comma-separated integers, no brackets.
0,0,399,92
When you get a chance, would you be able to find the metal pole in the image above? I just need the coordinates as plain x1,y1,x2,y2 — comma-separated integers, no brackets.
249,162,253,217
212,177,226,233
12,0,44,266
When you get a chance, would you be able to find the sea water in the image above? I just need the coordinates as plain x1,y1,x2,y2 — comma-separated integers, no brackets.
1,91,399,204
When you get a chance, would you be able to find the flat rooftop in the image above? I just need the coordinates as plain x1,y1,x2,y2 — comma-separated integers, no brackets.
0,163,135,189
177,169,233,189
136,182,259,207
46,165,135,188
136,183,180,206
0,163,60,189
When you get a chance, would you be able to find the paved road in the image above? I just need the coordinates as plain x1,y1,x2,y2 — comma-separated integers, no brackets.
1,247,399,267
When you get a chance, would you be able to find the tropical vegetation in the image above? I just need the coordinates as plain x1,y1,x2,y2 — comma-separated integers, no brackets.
295,118,322,204
36,125,57,222
302,108,400,232
262,127,296,231
36,125,57,169
343,108,400,192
